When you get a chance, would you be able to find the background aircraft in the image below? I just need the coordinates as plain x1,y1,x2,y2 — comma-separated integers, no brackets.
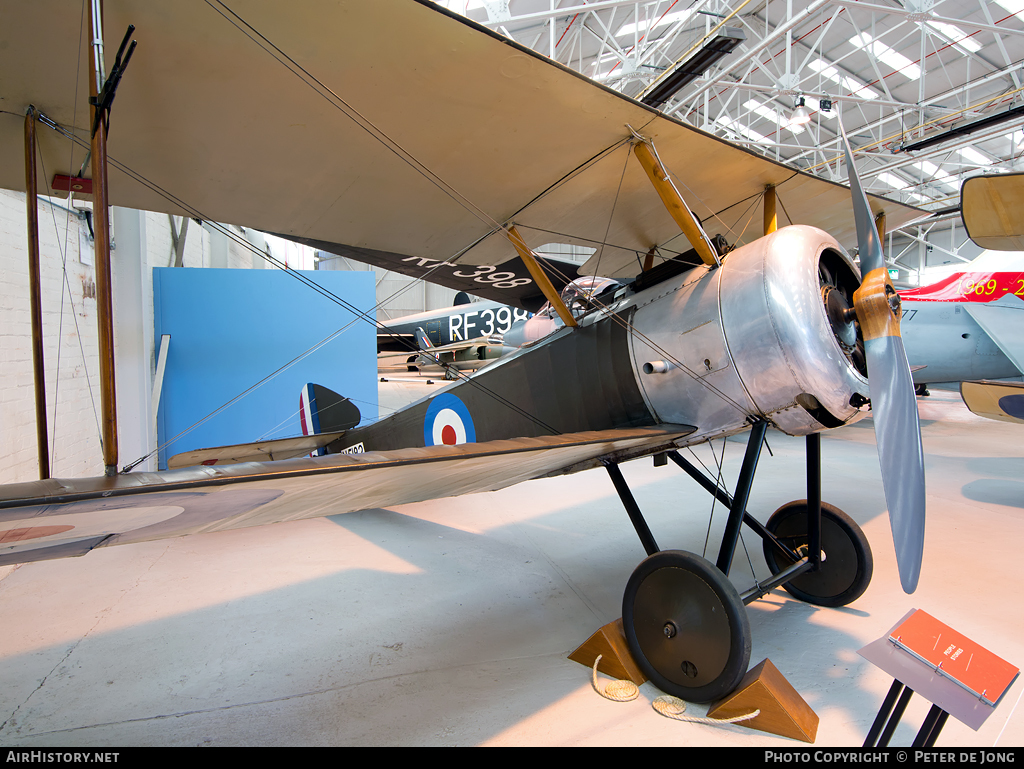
899,249,1024,389
373,293,527,378
943,172,1024,422
377,292,532,352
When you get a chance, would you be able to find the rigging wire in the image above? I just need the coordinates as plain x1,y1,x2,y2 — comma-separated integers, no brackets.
203,0,505,236
38,147,104,470
34,112,567,465
43,0,101,472
185,2,758,419
35,0,778,470
704,438,727,560
36,125,749,465
592,142,633,281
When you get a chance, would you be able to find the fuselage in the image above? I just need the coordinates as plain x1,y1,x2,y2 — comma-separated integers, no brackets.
900,301,1018,383
333,226,872,456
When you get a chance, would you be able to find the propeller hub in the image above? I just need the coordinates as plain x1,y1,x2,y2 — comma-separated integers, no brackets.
886,284,901,316
822,285,858,351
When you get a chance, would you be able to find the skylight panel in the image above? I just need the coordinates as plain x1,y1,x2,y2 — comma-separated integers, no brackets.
959,147,993,166
616,9,692,39
994,0,1024,21
878,172,909,190
850,33,922,80
431,0,487,15
743,99,805,134
925,21,982,54
914,161,959,191
715,115,768,144
808,59,880,100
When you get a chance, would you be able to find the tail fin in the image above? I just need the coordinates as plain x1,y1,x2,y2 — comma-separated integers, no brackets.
300,384,361,455
414,327,434,350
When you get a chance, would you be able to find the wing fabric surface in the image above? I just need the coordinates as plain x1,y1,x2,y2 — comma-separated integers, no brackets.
0,0,920,282
0,425,694,567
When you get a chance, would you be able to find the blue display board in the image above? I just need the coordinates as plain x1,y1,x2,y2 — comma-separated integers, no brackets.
153,268,377,469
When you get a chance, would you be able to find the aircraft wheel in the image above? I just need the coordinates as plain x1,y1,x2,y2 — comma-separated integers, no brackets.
444,367,458,380
762,501,873,607
623,550,750,703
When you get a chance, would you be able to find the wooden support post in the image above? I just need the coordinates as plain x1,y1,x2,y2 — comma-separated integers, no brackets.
90,0,119,476
506,225,577,328
764,184,777,236
24,106,50,480
642,245,656,272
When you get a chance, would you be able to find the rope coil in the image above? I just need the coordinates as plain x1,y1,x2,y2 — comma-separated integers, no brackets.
591,655,640,702
591,655,761,726
652,695,760,725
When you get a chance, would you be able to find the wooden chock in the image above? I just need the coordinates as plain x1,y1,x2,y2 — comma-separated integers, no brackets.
568,618,647,686
707,659,819,743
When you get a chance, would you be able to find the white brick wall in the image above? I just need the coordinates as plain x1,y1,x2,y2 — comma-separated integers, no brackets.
0,190,260,483
1,189,103,482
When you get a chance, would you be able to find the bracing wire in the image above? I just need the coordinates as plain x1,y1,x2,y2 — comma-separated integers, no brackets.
36,0,778,471
180,2,759,421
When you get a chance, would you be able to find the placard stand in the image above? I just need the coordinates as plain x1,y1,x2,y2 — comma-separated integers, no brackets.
859,609,1019,747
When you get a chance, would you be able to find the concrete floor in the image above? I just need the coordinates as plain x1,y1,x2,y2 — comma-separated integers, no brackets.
0,380,1021,747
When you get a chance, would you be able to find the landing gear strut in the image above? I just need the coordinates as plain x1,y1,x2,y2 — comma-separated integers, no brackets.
604,423,872,703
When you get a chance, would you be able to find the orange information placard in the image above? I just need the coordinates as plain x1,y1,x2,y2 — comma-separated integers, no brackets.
889,609,1019,706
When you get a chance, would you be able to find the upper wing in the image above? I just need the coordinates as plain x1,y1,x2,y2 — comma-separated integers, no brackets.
961,173,1024,251
1,0,921,282
0,424,694,566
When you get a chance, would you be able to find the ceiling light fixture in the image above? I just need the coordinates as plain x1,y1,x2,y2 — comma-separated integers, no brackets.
790,96,812,126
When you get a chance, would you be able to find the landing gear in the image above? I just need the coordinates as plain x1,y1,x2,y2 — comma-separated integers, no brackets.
623,550,751,703
762,500,872,607
605,425,873,703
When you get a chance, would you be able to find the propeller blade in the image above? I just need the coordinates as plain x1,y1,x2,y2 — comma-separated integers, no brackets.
840,120,926,593
862,335,926,592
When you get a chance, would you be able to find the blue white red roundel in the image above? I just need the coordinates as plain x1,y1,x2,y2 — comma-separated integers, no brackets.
424,393,476,446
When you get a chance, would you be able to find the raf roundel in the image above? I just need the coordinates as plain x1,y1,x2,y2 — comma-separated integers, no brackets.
424,393,477,447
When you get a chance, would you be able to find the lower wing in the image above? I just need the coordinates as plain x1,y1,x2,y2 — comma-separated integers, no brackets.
0,424,694,567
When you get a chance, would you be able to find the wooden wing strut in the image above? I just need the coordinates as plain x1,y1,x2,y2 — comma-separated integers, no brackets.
630,132,720,268
506,225,578,328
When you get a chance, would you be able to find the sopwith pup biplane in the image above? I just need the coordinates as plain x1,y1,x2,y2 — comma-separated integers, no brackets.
0,1,927,701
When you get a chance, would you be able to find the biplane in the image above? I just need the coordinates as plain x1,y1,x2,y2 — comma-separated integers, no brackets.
0,1,927,702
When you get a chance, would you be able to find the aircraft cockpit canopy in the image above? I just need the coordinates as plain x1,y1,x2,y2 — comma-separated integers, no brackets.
537,276,625,321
